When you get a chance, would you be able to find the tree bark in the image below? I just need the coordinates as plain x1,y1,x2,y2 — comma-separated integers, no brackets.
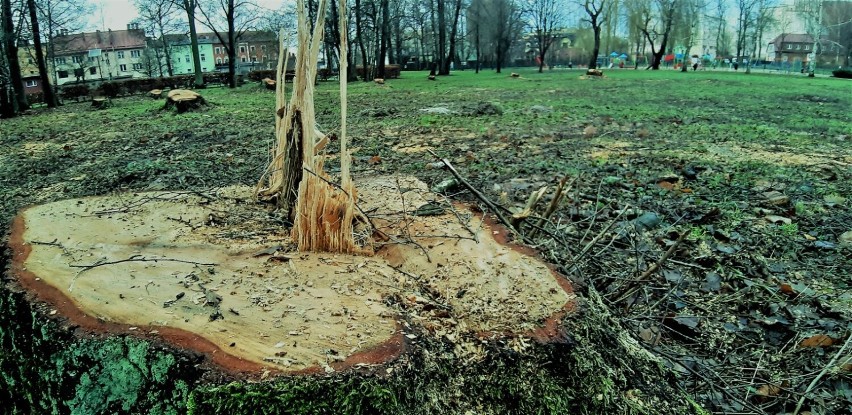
2,0,28,111
439,0,462,75
377,0,389,78
355,0,368,81
183,0,204,88
27,0,58,108
227,0,237,88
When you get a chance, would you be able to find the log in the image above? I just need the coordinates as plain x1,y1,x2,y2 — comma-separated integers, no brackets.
148,89,163,99
163,89,206,113
91,97,110,109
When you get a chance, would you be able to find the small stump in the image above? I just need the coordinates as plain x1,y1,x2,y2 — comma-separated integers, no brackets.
163,89,206,113
373,78,385,85
586,69,604,77
91,97,111,109
510,72,520,78
262,78,276,90
148,89,163,99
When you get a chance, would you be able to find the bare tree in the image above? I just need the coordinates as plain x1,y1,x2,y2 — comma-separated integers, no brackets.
582,0,608,69
492,0,522,73
26,0,57,107
198,0,260,88
35,0,93,86
135,0,183,77
2,0,28,111
528,0,563,72
640,0,679,70
172,0,204,87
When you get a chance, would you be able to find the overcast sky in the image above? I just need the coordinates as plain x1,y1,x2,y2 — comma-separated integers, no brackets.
87,0,286,32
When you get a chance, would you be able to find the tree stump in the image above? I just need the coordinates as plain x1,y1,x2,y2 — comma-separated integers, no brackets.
148,89,163,99
510,72,520,78
587,69,604,77
374,78,385,85
427,74,436,81
262,78,276,90
163,89,206,113
91,97,110,109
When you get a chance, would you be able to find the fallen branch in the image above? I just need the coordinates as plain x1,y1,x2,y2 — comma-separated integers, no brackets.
792,333,852,415
611,231,686,303
427,150,524,243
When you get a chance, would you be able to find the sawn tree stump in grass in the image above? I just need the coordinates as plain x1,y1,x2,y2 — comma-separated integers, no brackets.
262,78,276,90
163,89,206,113
148,89,163,99
91,97,110,109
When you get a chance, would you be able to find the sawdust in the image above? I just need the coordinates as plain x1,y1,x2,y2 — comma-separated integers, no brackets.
16,176,573,372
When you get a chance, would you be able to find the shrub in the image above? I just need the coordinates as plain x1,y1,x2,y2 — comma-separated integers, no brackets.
25,92,45,105
60,84,90,101
831,68,852,79
248,70,275,82
98,81,124,98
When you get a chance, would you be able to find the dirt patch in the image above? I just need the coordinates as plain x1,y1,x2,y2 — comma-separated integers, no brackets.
10,176,573,375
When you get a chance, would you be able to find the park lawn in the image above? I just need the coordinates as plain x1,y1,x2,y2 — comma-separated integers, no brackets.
0,68,850,413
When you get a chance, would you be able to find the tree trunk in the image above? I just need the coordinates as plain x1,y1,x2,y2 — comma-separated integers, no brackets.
589,23,601,69
439,0,462,75
27,0,58,108
377,0,389,78
185,0,204,88
436,0,446,74
2,0,28,111
227,0,237,88
355,0,368,81
160,26,174,77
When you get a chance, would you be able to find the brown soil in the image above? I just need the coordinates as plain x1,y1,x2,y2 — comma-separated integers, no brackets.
9,176,574,376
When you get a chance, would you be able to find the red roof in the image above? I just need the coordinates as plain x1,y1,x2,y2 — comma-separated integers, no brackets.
770,33,814,47
51,29,147,54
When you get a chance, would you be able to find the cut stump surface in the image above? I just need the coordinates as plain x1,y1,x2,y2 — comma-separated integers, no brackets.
8,176,575,377
164,89,206,113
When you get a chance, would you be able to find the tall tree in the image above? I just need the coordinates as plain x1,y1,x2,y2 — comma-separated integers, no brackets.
135,0,182,77
467,0,485,73
491,0,521,73
529,0,563,72
35,0,92,86
582,0,607,69
172,0,204,87
438,0,462,75
26,0,57,107
198,0,260,88
640,0,679,69
2,0,28,111
354,0,369,80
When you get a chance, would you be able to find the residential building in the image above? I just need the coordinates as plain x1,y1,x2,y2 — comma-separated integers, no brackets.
768,33,815,64
162,34,215,75
50,24,149,85
200,31,279,74
17,45,47,94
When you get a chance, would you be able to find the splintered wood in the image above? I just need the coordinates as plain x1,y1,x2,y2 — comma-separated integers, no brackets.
258,0,361,253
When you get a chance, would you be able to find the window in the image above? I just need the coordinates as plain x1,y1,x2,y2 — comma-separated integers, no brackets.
132,63,143,70
55,57,66,65
58,70,68,78
72,55,82,63
89,67,97,75
117,51,125,59
786,44,792,50
251,57,257,63
103,52,109,58
25,80,37,88
239,46,246,53
250,46,255,53
88,56,95,62
119,64,127,71
241,57,247,63
185,55,190,63
130,50,141,58
215,47,221,54
224,57,229,63
261,45,266,51
201,54,206,62
216,58,222,64
187,68,192,73
262,55,267,62
804,44,810,50
27,58,33,64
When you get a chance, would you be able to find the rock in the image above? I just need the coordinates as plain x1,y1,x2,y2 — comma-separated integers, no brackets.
528,105,552,114
633,212,660,231
762,191,789,206
359,108,395,117
461,102,502,116
839,231,852,247
419,107,456,115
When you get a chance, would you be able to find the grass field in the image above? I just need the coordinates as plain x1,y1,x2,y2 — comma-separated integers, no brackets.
1,68,850,413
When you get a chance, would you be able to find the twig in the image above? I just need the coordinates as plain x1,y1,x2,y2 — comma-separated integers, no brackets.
611,231,686,304
529,175,574,238
69,255,216,291
792,333,852,415
427,150,528,243
571,204,631,266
